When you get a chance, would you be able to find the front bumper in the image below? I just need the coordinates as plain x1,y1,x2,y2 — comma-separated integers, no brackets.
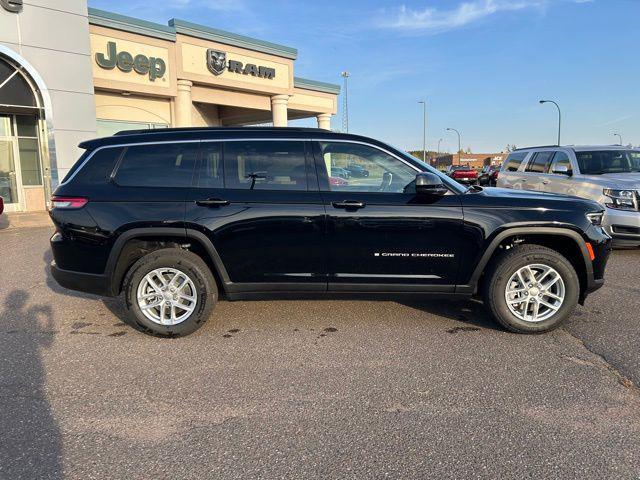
602,208,640,247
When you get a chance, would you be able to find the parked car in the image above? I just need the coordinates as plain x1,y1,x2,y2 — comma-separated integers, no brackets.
446,165,479,185
497,145,640,247
0,194,3,215
49,127,610,337
331,167,350,179
479,165,501,186
345,164,369,177
329,176,348,187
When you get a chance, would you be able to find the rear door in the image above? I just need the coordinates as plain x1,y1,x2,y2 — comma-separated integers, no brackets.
522,151,554,191
185,139,326,292
314,140,463,291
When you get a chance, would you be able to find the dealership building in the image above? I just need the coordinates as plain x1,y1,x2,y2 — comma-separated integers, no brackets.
0,1,340,212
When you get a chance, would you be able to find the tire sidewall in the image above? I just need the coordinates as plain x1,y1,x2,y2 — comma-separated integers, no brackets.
124,250,216,337
490,249,579,333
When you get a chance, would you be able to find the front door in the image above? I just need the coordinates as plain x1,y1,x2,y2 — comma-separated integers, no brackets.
314,141,464,292
185,140,326,293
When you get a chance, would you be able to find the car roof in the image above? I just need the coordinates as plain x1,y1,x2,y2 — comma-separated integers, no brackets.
78,127,385,150
512,144,637,153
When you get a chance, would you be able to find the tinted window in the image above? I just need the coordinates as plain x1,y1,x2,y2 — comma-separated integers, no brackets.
320,142,416,193
224,141,307,191
196,142,223,188
575,150,640,175
549,151,572,174
115,143,198,188
504,152,527,172
71,147,123,185
526,151,554,173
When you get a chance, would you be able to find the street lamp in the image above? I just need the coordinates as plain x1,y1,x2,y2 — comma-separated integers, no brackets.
613,133,622,146
539,99,561,146
341,71,350,133
446,128,461,165
418,100,427,163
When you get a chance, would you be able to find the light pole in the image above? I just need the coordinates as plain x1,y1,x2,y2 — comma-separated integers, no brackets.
613,133,622,145
418,100,427,163
437,138,443,166
446,128,461,165
341,71,350,133
539,99,561,145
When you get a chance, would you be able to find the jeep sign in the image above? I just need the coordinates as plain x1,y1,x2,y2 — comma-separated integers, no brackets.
95,42,166,82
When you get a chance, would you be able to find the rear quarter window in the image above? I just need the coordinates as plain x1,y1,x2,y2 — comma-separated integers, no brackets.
66,147,123,185
503,152,527,172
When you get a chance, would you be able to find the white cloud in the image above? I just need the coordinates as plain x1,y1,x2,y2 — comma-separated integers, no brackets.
378,0,548,33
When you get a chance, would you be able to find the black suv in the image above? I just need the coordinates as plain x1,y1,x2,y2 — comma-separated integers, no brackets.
50,127,611,337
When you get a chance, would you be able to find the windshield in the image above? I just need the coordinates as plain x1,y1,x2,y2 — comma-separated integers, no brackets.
576,150,640,175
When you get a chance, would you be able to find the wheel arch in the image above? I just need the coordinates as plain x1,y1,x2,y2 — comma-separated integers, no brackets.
460,227,593,302
105,228,230,297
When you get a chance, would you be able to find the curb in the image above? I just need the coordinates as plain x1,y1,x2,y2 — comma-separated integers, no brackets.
0,212,52,231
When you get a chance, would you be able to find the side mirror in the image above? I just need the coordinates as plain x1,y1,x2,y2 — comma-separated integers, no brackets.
415,172,448,196
552,165,571,175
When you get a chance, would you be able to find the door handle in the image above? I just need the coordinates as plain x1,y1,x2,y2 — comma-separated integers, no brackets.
332,200,366,210
195,198,230,207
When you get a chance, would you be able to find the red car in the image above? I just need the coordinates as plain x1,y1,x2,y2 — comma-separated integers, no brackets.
446,165,478,185
329,176,349,186
0,195,4,215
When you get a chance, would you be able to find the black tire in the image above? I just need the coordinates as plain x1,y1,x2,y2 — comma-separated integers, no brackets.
122,248,217,337
482,244,580,334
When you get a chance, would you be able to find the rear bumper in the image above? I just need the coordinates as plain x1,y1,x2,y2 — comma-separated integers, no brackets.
50,261,114,297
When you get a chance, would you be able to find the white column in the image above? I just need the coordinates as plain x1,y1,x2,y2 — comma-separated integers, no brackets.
271,94,289,127
316,113,332,130
175,79,193,127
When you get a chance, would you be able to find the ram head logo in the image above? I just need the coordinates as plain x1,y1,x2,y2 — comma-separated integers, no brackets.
206,49,227,76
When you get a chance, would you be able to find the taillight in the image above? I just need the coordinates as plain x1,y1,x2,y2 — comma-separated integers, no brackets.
51,196,88,209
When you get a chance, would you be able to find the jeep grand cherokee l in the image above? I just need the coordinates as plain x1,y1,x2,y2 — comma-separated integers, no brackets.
49,128,611,337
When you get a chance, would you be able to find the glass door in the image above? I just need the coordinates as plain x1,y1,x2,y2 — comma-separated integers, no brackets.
0,114,22,212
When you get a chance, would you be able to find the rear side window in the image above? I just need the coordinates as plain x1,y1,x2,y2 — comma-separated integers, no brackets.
196,142,223,188
115,143,198,188
72,147,123,185
526,151,554,173
503,152,527,172
224,141,308,191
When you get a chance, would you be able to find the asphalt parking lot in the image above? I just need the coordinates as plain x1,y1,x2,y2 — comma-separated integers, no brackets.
1,225,639,479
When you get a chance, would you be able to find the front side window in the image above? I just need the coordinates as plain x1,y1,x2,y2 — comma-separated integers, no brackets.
224,141,308,191
196,142,223,189
526,151,554,173
575,150,640,175
549,151,572,174
320,142,416,193
115,143,198,188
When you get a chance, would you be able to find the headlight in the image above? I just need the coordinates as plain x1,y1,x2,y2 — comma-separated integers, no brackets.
586,212,604,226
603,188,638,211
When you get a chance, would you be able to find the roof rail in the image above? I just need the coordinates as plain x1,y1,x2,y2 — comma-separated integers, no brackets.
512,145,563,151
114,126,330,136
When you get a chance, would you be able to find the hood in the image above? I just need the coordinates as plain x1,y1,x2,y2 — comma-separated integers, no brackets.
473,187,603,211
579,172,640,189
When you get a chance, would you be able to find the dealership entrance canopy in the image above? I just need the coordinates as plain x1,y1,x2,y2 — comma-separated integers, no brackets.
0,1,339,212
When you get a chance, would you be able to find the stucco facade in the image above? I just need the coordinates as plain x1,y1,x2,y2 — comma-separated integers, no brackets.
0,1,339,212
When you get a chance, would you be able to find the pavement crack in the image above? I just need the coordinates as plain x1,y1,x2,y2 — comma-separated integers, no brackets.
562,329,637,394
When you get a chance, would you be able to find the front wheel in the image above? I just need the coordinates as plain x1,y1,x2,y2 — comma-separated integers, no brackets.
123,248,217,337
483,244,580,333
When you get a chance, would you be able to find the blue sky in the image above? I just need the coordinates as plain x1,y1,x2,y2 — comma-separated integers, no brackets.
88,0,639,153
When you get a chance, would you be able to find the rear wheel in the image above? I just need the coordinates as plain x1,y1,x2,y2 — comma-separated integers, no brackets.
483,244,580,333
123,248,217,337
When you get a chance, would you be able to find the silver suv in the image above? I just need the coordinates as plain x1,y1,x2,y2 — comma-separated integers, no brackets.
497,145,640,247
